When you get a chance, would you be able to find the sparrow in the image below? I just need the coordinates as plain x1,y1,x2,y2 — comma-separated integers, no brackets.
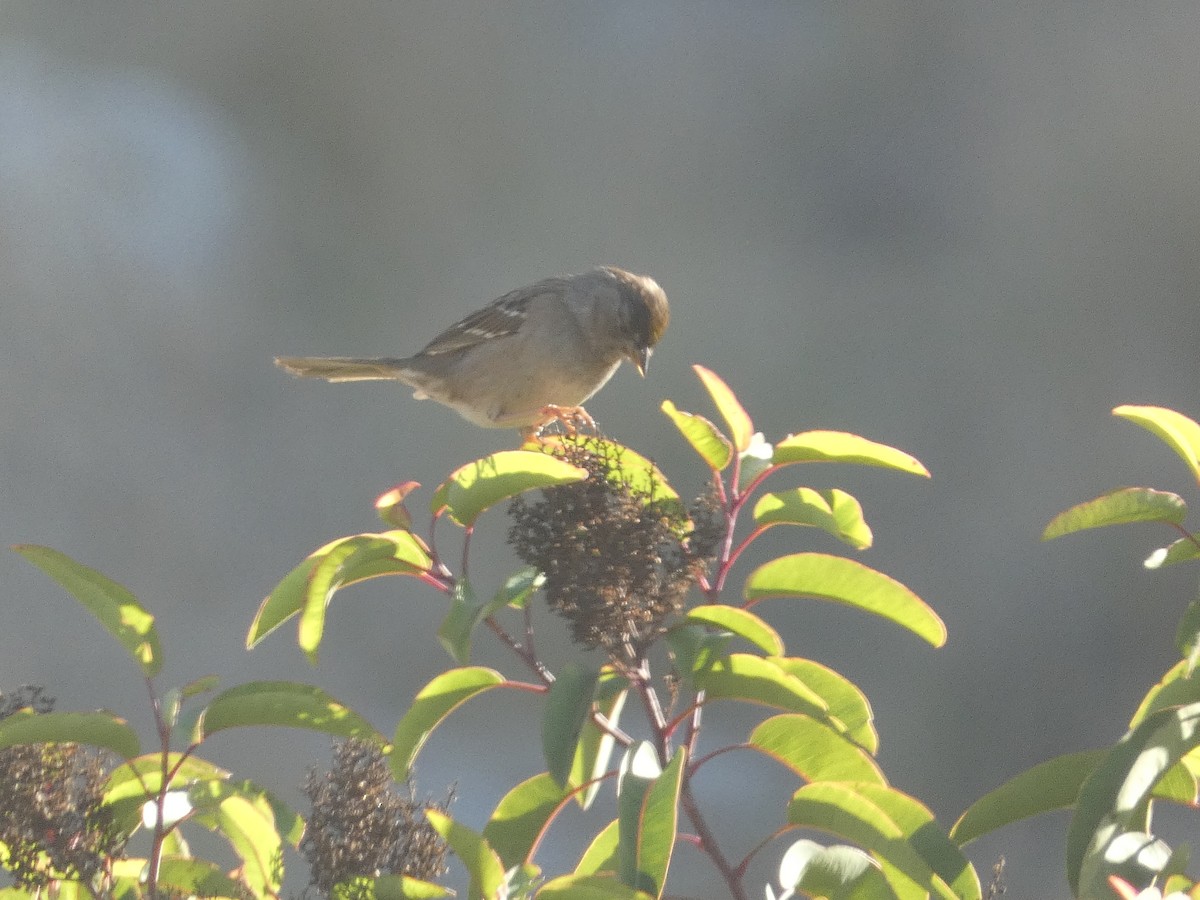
275,266,669,438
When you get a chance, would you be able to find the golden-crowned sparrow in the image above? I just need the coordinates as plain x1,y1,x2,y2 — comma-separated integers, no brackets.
276,266,669,437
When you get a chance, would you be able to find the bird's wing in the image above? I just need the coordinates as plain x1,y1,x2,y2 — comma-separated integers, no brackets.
417,278,565,356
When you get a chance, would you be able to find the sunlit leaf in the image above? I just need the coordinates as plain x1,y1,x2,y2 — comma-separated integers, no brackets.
1068,703,1200,896
188,780,286,897
433,450,588,526
684,605,784,656
788,782,977,900
198,681,383,743
570,670,627,810
951,749,1108,846
576,819,622,877
376,481,421,530
618,746,683,897
543,664,598,787
483,773,566,870
661,400,732,470
1144,538,1200,569
749,714,884,784
438,579,479,665
426,810,506,900
0,709,139,760
1043,487,1187,540
391,667,506,780
531,435,683,510
538,874,653,899
754,488,874,550
745,553,946,647
14,545,163,677
769,658,877,753
693,365,754,453
155,857,245,899
693,653,827,718
779,840,894,900
773,432,929,477
1114,405,1200,485
339,874,452,899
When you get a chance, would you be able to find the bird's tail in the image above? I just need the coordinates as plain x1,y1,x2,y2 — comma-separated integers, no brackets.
274,356,414,383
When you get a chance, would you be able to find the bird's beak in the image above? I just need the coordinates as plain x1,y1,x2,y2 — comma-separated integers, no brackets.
633,347,652,376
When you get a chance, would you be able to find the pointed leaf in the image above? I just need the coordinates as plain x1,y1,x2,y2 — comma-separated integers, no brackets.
544,665,599,787
14,545,163,677
1144,538,1200,569
531,436,683,509
198,681,383,742
188,780,285,897
1068,702,1200,895
745,553,946,647
1114,405,1200,485
537,874,653,899
434,450,588,526
618,746,683,897
376,481,421,530
248,531,432,651
684,605,784,656
483,773,567,869
391,667,506,780
103,753,231,834
1132,659,1200,728
951,749,1109,846
570,671,627,810
577,819,622,877
773,432,929,477
693,652,828,718
155,857,245,898
754,488,874,550
661,400,732,470
769,658,877,753
426,809,506,900
0,709,139,759
438,579,479,664
693,365,754,453
788,782,976,900
780,840,895,900
486,566,545,612
749,714,884,784
1043,487,1187,540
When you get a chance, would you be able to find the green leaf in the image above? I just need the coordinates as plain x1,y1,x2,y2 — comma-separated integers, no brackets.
1144,538,1200,569
198,681,383,743
391,667,506,780
337,875,452,899
300,531,433,662
483,773,567,870
660,400,733,470
532,436,683,510
1130,659,1200,728
773,432,930,477
1178,601,1200,672
693,365,754,453
14,545,163,677
375,481,421,531
569,671,627,810
103,754,231,834
1068,702,1200,896
769,658,877,754
0,709,139,760
745,553,946,647
576,819,621,877
683,605,784,656
434,450,588,526
749,714,884,784
155,857,246,899
537,874,653,899
788,782,977,900
693,652,828,718
779,840,895,900
248,531,432,652
544,665,599,787
486,566,545,612
1114,405,1200,485
438,579,479,664
753,488,874,550
950,749,1109,846
188,780,286,897
618,745,683,897
1043,487,1187,540
426,809,506,900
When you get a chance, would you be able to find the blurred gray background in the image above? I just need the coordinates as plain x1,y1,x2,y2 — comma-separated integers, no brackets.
3,3,1200,897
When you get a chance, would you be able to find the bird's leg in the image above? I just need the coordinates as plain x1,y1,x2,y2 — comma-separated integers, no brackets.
537,404,597,435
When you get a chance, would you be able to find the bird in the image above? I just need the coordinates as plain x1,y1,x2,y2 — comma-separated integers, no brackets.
275,266,669,439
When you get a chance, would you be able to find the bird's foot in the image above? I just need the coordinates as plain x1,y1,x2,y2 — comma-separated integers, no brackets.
520,405,598,442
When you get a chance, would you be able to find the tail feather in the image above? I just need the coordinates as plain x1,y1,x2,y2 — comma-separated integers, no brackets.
274,356,413,383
